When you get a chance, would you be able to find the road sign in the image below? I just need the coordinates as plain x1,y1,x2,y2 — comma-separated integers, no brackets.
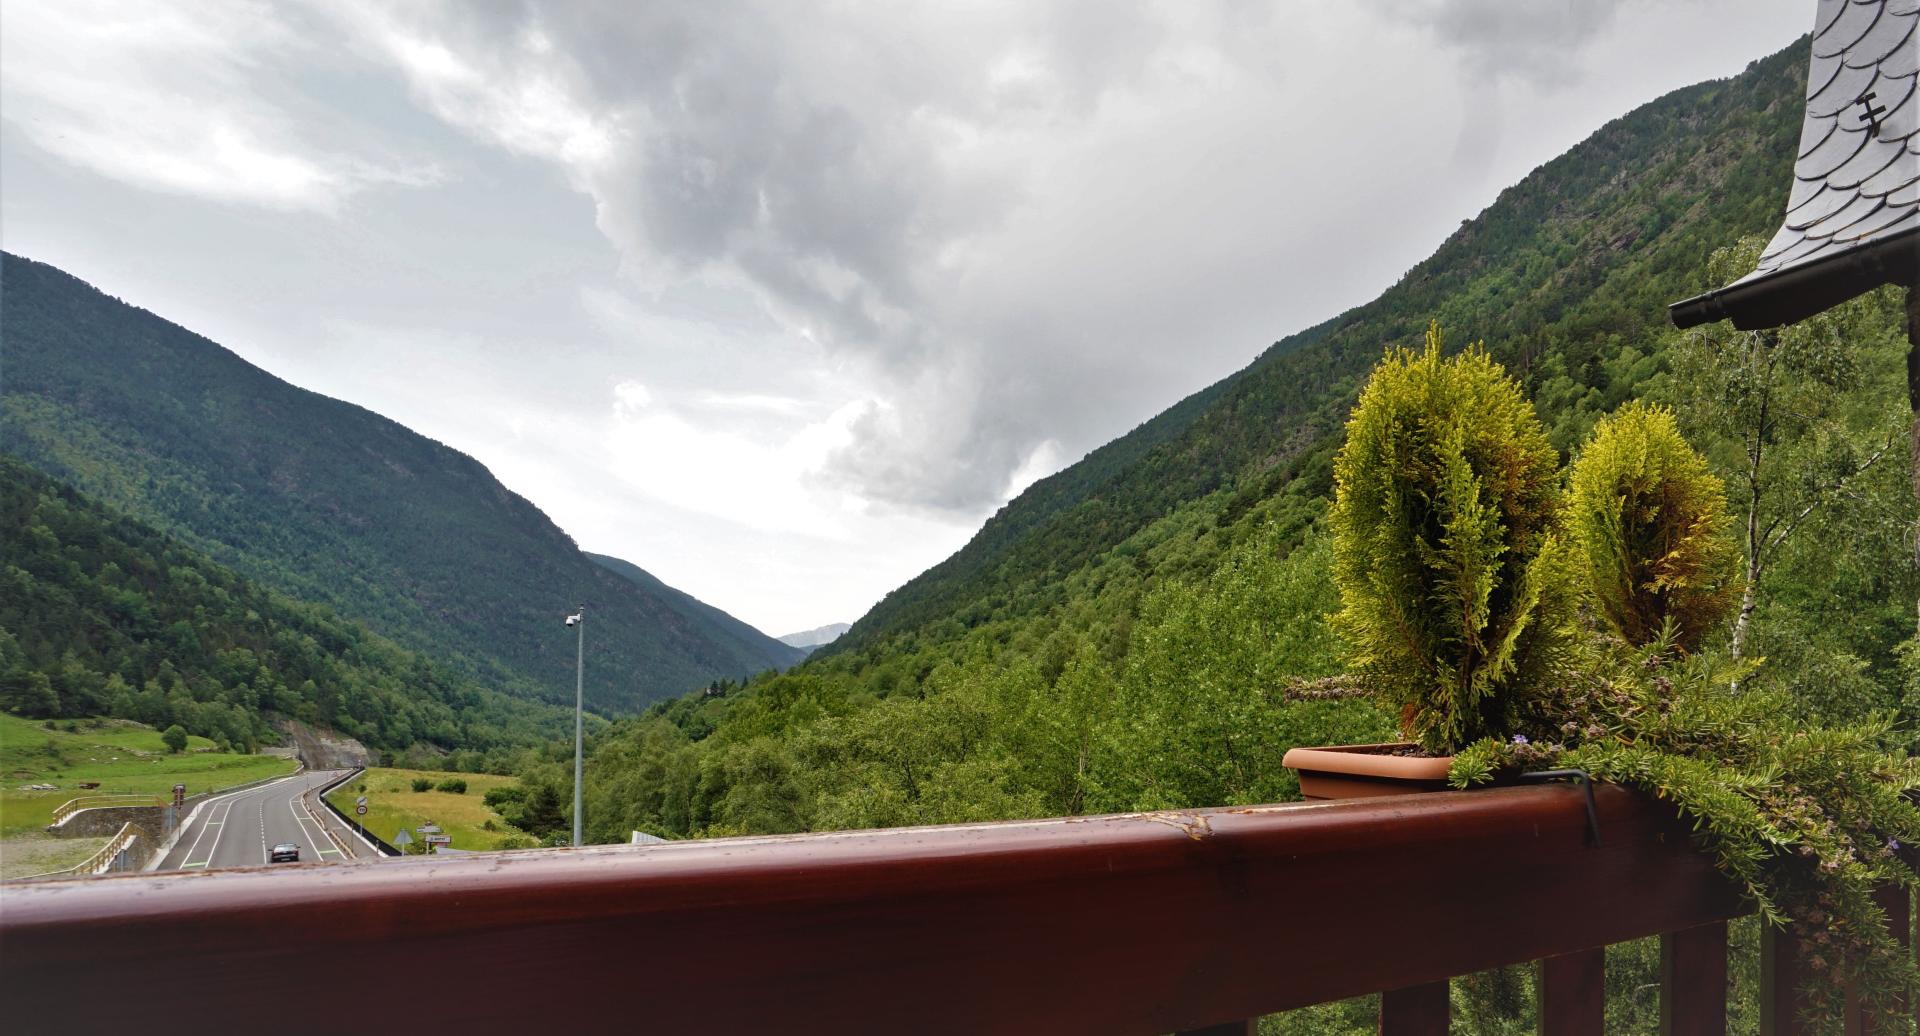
393,829,413,847
356,804,367,815
356,796,367,806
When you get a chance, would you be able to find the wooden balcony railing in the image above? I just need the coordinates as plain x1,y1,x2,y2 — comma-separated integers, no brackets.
0,784,1908,1034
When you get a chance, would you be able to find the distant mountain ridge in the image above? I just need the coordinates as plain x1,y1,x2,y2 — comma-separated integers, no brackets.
0,253,801,713
778,623,850,650
586,553,804,670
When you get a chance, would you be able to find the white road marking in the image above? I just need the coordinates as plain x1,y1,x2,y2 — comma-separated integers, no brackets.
288,791,341,857
205,787,263,868
181,798,238,869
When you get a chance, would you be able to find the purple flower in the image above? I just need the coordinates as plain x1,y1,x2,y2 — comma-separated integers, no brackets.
1889,838,1902,851
1510,734,1529,745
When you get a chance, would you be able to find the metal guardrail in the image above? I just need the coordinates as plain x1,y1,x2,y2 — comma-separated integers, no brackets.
312,768,401,857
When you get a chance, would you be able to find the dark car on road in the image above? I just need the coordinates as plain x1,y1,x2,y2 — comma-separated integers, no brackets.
269,843,300,863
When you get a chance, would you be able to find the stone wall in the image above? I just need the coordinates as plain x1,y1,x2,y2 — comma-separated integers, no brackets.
51,804,165,842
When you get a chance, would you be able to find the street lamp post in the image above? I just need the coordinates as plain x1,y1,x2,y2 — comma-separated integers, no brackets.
565,606,585,847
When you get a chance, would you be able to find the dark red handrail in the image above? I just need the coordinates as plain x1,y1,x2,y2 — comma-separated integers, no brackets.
0,784,1870,1034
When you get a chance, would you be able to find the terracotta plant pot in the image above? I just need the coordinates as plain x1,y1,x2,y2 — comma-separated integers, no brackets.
1281,742,1454,801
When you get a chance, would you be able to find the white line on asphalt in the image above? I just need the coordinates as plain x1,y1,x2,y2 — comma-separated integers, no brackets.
288,794,340,856
299,767,378,859
180,798,235,869
203,789,254,868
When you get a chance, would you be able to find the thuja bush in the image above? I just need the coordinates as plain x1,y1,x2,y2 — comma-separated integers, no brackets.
1454,405,1910,1023
1328,324,1569,753
1328,335,1919,1019
1566,402,1738,651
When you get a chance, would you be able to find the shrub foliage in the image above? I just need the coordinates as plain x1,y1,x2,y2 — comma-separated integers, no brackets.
1450,631,1920,1020
1566,402,1738,650
1329,324,1568,753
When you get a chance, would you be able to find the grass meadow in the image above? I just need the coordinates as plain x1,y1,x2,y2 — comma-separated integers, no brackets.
327,767,530,852
0,713,296,837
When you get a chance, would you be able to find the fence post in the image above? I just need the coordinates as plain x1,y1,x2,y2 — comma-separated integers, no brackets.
1381,980,1449,1035
1660,920,1728,1036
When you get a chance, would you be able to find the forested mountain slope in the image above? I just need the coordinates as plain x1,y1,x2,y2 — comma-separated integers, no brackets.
534,32,1913,849
0,455,565,752
0,254,802,712
822,39,1808,664
586,553,801,672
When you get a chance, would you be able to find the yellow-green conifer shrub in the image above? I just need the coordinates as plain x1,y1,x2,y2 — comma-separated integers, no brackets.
1329,324,1567,754
1567,403,1737,651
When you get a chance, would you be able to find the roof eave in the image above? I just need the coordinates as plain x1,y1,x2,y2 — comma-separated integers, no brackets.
1668,225,1920,331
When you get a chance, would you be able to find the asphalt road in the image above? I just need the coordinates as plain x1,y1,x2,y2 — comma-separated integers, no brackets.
157,769,354,870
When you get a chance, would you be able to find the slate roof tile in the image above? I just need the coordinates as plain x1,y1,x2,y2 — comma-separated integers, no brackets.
1671,0,1919,329
1855,10,1916,66
1815,0,1886,58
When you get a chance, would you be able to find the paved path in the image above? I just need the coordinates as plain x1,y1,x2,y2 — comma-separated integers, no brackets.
157,769,355,870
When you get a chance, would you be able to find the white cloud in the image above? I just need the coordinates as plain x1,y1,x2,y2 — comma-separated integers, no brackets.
0,0,438,212
321,2,616,172
613,380,654,413
605,391,868,538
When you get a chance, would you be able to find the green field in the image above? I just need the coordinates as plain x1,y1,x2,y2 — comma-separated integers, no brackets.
327,767,531,852
0,832,114,880
0,714,297,837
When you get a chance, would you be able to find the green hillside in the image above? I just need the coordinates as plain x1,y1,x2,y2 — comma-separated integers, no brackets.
586,552,795,677
0,713,296,837
502,34,1914,850
0,454,568,751
0,259,803,713
821,41,1807,665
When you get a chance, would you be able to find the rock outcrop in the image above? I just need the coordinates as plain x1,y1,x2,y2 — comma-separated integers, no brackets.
274,718,374,769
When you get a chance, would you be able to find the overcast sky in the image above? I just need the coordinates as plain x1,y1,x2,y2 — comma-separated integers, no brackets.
1,0,1809,636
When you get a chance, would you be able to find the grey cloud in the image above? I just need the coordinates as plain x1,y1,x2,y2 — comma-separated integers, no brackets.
322,0,1791,519
1386,0,1632,87
348,0,1209,514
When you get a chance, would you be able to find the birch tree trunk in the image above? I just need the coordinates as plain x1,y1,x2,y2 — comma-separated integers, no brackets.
1907,287,1918,635
1730,332,1771,667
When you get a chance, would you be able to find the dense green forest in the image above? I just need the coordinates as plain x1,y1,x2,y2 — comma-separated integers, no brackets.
494,37,1916,858
0,455,570,753
0,254,802,715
